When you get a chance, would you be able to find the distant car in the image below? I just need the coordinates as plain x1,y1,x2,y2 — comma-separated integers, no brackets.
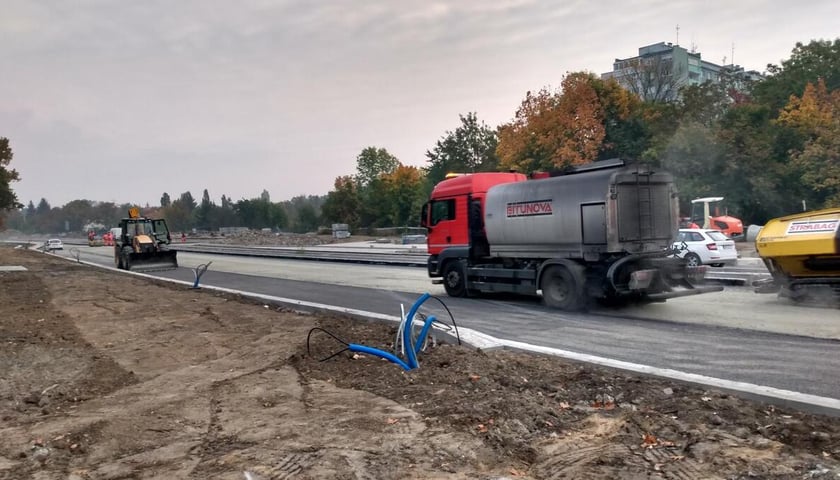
45,239,64,251
672,228,738,267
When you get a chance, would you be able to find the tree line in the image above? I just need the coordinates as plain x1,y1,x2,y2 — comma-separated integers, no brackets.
2,191,325,235
2,38,839,233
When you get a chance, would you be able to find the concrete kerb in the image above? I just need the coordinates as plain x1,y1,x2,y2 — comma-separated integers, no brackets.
40,251,840,418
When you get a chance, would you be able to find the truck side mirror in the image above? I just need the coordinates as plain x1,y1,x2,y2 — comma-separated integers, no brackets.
420,202,430,229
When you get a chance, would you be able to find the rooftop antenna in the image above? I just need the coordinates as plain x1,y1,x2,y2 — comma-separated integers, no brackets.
690,35,697,53
676,24,680,45
731,42,735,66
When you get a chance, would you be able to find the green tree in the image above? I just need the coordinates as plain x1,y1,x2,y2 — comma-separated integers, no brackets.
355,147,400,189
160,192,171,207
282,195,325,233
359,177,393,228
752,39,840,113
61,199,95,232
194,188,216,229
678,82,732,128
178,191,197,212
163,200,193,232
36,198,51,215
660,122,723,211
0,137,21,228
212,194,238,228
235,197,287,230
321,176,360,229
424,112,499,186
715,103,793,223
295,204,320,233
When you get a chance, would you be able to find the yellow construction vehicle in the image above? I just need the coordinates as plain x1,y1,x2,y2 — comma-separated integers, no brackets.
114,207,178,272
754,207,840,302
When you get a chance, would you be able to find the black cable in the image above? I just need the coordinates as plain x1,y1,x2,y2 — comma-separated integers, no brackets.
306,327,351,362
427,296,461,345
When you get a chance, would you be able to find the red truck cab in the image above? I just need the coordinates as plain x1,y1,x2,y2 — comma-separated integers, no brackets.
421,172,527,257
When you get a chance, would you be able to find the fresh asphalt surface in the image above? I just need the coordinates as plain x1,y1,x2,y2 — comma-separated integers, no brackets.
50,245,840,408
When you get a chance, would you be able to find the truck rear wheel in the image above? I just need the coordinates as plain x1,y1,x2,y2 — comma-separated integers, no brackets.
442,260,468,297
541,264,586,311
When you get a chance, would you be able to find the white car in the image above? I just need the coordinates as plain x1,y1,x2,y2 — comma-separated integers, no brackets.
45,239,64,251
672,228,738,267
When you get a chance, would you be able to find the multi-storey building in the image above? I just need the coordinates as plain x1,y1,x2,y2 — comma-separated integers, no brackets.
601,42,762,102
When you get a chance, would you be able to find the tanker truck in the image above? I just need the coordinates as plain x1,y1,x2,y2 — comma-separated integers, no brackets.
419,159,722,310
754,207,840,302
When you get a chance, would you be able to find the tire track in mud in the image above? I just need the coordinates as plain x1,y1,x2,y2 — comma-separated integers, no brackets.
532,442,637,478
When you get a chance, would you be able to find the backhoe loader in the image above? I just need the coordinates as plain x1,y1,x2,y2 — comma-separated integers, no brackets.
114,207,178,272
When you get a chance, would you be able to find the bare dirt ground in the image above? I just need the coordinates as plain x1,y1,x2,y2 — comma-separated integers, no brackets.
1,246,839,480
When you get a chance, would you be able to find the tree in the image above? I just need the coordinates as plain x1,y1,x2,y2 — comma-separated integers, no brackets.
358,177,393,228
282,195,325,233
425,112,499,185
617,55,686,103
194,189,216,229
61,199,95,232
0,137,21,228
715,103,795,223
590,77,648,161
752,39,840,113
160,192,171,208
178,191,197,212
295,204,320,233
678,82,732,128
321,176,361,229
36,198,51,215
497,72,606,173
382,165,426,227
355,147,400,189
235,197,287,230
777,79,840,207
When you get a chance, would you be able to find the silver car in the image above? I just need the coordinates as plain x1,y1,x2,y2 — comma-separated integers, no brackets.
672,228,738,267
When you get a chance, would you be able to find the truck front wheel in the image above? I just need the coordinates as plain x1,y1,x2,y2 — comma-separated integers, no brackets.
541,264,586,311
442,261,468,297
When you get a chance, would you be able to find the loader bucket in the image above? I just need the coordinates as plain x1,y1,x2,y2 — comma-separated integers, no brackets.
127,250,178,272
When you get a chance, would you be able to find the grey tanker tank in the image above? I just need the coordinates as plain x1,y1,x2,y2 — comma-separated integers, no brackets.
483,164,679,260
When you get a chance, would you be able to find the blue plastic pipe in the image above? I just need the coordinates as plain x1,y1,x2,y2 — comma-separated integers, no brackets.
413,315,438,354
403,293,431,369
348,344,412,371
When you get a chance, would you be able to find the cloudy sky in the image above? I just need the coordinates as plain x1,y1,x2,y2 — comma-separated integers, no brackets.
2,1,837,207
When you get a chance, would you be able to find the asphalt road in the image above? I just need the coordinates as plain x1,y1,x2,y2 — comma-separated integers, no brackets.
50,245,840,408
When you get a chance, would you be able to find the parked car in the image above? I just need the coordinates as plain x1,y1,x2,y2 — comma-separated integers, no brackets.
672,228,738,267
45,238,64,251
